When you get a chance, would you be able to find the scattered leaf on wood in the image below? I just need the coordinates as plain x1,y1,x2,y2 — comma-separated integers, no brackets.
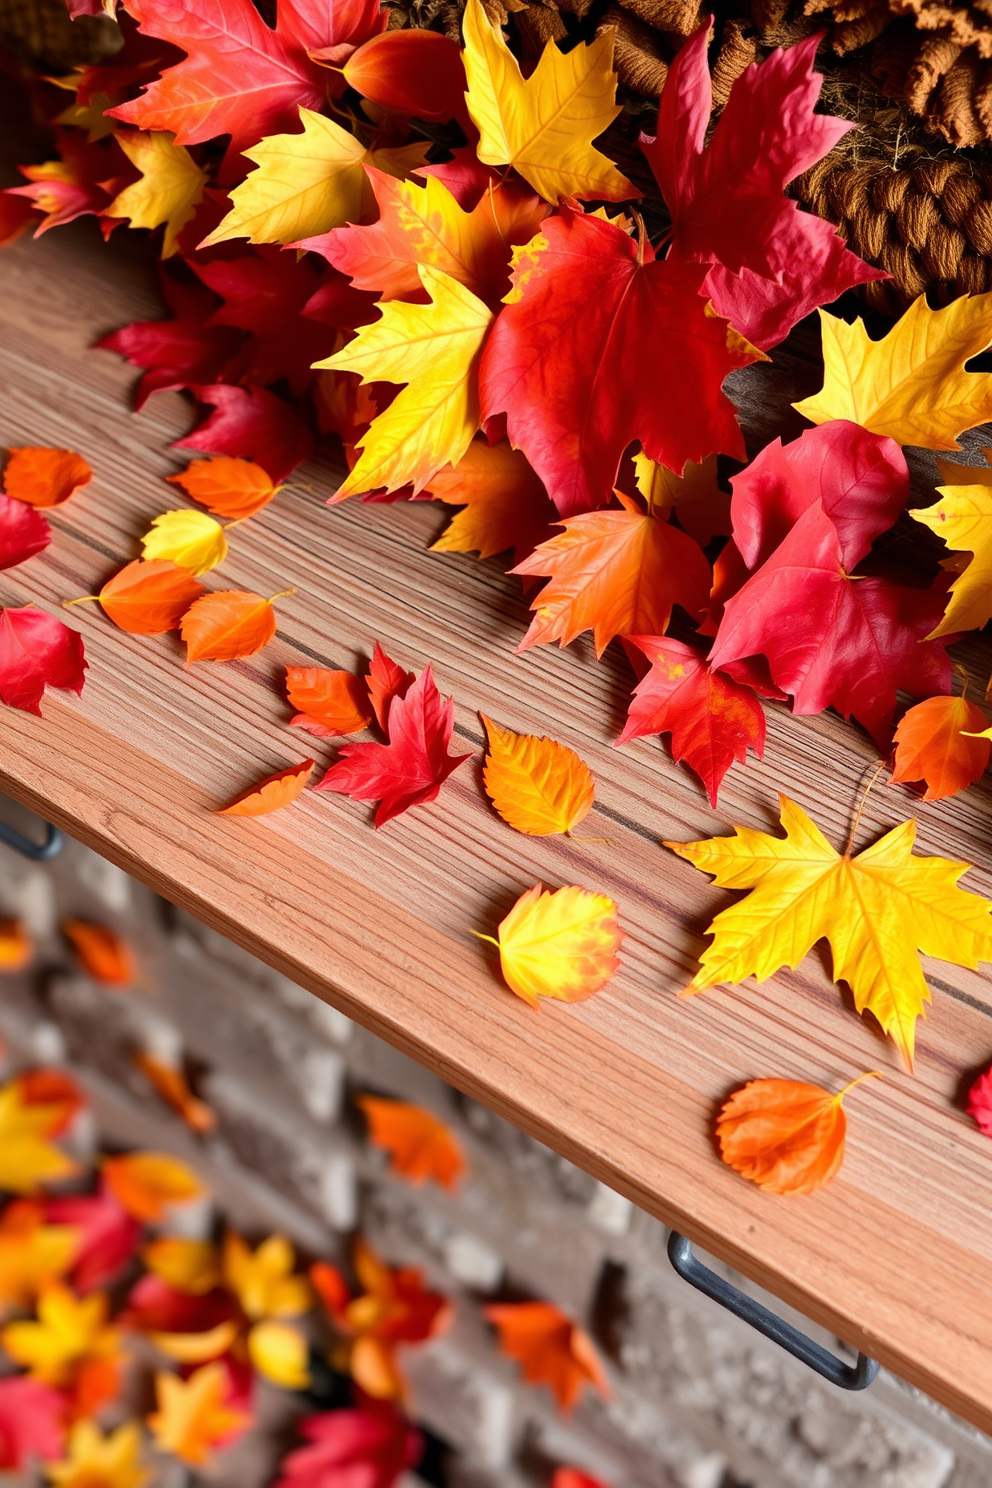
484,884,623,1008
77,559,205,635
0,1377,65,1470
483,1300,608,1411
147,1362,250,1466
217,759,314,816
911,478,992,636
223,1231,311,1320
181,589,287,662
356,1095,466,1192
481,716,594,837
717,1073,879,1195
966,1063,992,1136
0,494,50,571
106,131,206,258
133,1052,217,1134
2,447,92,507
143,1237,220,1296
365,642,413,732
272,1401,420,1488
166,457,280,519
0,919,32,972
667,794,992,1069
0,607,86,715
174,384,314,484
0,1280,119,1387
286,667,372,737
890,695,991,801
141,509,228,576
61,920,136,986
102,1152,204,1222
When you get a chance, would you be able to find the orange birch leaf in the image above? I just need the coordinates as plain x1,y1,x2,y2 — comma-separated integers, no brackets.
356,1096,466,1191
61,921,136,987
484,884,623,1007
102,1153,204,1223
3,448,92,508
147,1362,250,1466
0,919,32,972
481,716,594,836
217,759,314,816
181,589,288,662
166,457,281,519
286,666,372,737
74,560,206,635
133,1053,217,1135
717,1072,880,1195
890,694,991,801
483,1301,608,1411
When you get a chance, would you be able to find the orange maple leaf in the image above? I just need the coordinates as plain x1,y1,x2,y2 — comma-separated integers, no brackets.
0,1200,78,1313
3,448,92,507
61,921,135,987
166,457,281,519
484,1301,608,1411
286,666,372,737
102,1153,204,1223
69,560,206,636
890,694,991,801
717,1073,879,1195
147,1362,251,1466
427,440,556,565
357,1096,466,1192
217,759,314,816
181,590,290,662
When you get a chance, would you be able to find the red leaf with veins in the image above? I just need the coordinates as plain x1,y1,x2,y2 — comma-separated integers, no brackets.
365,642,414,732
709,502,951,745
0,607,86,716
316,665,469,825
0,1378,65,1469
480,208,757,518
618,636,765,806
0,495,51,571
175,384,314,481
191,250,333,393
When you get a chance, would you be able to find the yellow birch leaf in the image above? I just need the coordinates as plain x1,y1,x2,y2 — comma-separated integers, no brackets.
486,883,623,1007
910,481,992,636
107,132,207,259
793,293,992,448
199,108,428,247
462,0,634,205
481,715,595,836
141,510,228,576
666,794,992,1071
48,1422,148,1488
247,1320,310,1389
317,266,494,499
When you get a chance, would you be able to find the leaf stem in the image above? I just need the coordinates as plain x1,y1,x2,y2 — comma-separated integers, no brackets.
267,588,296,604
833,1070,882,1104
470,931,500,948
62,596,99,608
844,760,885,857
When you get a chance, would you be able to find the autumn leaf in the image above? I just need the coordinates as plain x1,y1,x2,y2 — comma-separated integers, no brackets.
2,447,92,507
218,759,314,816
512,493,710,656
223,1232,311,1320
484,884,623,1008
167,457,280,518
61,920,135,986
481,716,594,836
967,1063,992,1136
666,794,992,1069
48,1421,148,1488
0,1082,78,1194
143,1237,220,1295
133,1053,217,1135
44,1185,142,1295
483,1301,608,1411
0,607,86,715
480,209,757,518
106,132,206,258
73,559,205,635
102,1153,204,1222
0,1377,66,1469
911,479,992,636
175,384,314,484
890,695,991,801
462,0,632,204
1,1281,119,1387
248,1319,310,1389
427,440,555,565
338,29,467,123
793,293,992,448
147,1362,251,1466
618,636,765,807
717,1073,879,1196
0,919,32,972
201,109,426,248
356,1096,466,1191
181,588,288,662
0,1201,78,1312
140,509,228,576
272,1403,421,1488
632,452,731,547
316,665,469,826
286,666,372,737
317,267,494,500
365,642,413,732
0,493,51,571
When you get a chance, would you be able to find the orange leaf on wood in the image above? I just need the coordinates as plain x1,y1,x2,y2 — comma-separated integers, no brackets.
133,1053,216,1135
717,1073,879,1195
356,1096,465,1192
13,1070,85,1136
482,716,594,836
218,759,314,816
61,921,135,987
83,560,206,635
483,1301,608,1410
365,642,413,732
181,589,287,662
890,694,991,801
102,1153,204,1223
166,457,280,519
3,448,92,508
286,667,372,737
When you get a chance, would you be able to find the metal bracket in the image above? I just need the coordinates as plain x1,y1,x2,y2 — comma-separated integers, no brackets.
667,1231,879,1391
0,818,64,861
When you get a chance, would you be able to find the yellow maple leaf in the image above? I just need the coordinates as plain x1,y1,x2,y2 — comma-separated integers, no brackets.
200,108,427,248
48,1421,148,1488
481,715,595,836
107,132,207,259
666,794,992,1070
910,476,992,636
0,1204,78,1313
462,0,634,205
143,1237,220,1295
222,1232,311,1321
140,510,228,576
2,1281,119,1386
147,1363,250,1466
0,1083,78,1195
793,293,992,448
318,266,494,499
482,883,623,1007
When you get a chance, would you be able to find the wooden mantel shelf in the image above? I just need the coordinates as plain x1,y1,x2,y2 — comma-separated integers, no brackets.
2,220,992,1434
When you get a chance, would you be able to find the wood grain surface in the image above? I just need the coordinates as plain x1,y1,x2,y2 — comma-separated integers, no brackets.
1,219,992,1431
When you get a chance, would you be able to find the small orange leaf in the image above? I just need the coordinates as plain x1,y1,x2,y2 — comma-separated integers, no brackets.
481,716,594,836
357,1096,466,1191
717,1073,880,1196
166,457,280,519
365,641,413,732
890,694,991,801
102,1152,204,1222
286,666,372,737
61,921,136,987
3,448,92,508
133,1053,216,1135
87,560,206,635
484,1301,608,1411
0,919,32,972
13,1070,85,1136
181,589,288,663
485,884,623,1007
218,759,314,817
147,1362,250,1465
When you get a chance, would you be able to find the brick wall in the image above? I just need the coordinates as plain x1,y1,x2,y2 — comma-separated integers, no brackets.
0,802,989,1488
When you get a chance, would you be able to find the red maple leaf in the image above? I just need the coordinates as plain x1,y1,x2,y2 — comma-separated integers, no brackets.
122,1273,236,1333
44,1183,143,1294
480,208,757,518
316,665,469,825
0,607,87,716
0,1378,65,1470
365,642,414,732
0,494,51,571
641,24,884,348
709,501,951,745
274,1403,421,1488
6,133,132,238
175,383,314,481
617,636,765,806
967,1064,992,1137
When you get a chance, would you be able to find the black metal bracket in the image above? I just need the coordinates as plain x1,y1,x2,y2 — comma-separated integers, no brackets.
667,1231,879,1391
0,818,64,861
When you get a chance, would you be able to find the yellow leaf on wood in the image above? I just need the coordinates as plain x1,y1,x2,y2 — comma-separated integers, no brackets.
488,883,623,1007
141,509,228,576
481,715,594,836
